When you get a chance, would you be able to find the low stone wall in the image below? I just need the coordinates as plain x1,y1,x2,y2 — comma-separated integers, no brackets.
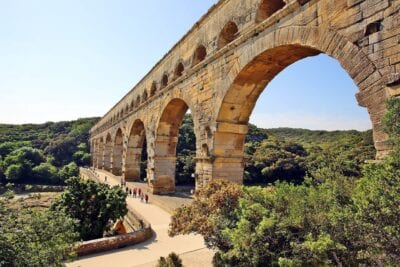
75,226,152,257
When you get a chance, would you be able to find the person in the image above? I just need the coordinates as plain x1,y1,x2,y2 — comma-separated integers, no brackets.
129,188,132,196
145,194,149,204
140,193,144,202
138,188,142,197
133,188,137,198
125,187,129,194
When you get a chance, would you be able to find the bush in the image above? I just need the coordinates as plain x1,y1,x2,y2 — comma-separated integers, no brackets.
157,252,183,267
32,162,59,184
52,177,128,240
0,199,78,266
5,164,26,182
58,162,79,181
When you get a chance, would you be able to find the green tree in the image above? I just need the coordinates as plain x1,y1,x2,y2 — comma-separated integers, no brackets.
382,97,400,148
5,163,25,182
32,162,60,184
245,138,307,184
157,252,183,267
0,199,78,266
169,180,243,251
58,162,79,181
52,177,128,240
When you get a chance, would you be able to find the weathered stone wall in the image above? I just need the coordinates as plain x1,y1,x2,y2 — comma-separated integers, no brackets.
90,0,400,193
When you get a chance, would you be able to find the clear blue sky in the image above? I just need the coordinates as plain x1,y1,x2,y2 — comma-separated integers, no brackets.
0,0,371,130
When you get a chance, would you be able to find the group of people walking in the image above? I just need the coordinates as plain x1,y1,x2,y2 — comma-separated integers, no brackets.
125,186,149,203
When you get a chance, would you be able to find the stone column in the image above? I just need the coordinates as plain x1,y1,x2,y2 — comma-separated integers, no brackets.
103,142,112,171
112,142,123,176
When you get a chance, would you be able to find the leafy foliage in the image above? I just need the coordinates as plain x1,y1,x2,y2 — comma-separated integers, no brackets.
51,177,128,240
0,118,98,185
157,252,184,267
0,198,78,266
170,98,400,266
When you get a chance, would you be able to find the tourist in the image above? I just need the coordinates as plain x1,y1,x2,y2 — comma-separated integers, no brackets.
140,193,144,202
133,188,137,198
145,194,149,204
105,176,107,182
129,188,132,196
138,188,142,197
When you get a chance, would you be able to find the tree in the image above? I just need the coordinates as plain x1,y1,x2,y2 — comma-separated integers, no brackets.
382,97,400,148
245,138,307,184
157,252,183,267
5,164,26,182
32,162,60,184
169,98,400,266
52,177,128,240
0,199,78,266
58,162,79,182
169,180,243,251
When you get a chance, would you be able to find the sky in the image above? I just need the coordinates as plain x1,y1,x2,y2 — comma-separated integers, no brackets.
0,0,371,130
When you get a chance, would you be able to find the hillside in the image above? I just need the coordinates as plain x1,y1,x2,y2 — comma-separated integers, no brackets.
0,118,99,185
0,115,375,186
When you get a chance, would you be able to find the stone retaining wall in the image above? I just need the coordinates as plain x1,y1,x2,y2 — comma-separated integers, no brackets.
75,227,152,257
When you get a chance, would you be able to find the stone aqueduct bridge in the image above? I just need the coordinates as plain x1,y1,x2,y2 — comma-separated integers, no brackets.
90,0,400,194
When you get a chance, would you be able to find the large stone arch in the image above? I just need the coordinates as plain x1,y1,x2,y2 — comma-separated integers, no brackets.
124,119,147,182
103,133,113,171
150,98,199,194
211,25,388,184
112,128,123,176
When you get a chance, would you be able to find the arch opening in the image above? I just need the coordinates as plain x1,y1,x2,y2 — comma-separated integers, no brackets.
112,129,123,176
124,120,147,182
192,45,207,67
103,134,112,171
256,0,286,23
136,95,141,108
150,82,157,97
214,44,375,185
174,62,185,80
152,98,196,194
142,90,148,103
218,21,239,49
161,74,169,88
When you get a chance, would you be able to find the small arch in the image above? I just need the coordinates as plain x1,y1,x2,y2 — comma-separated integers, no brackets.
150,82,157,97
218,21,239,49
192,45,207,67
365,20,383,36
142,90,148,103
201,144,210,157
174,62,185,80
161,74,169,88
125,104,129,114
130,100,134,111
136,95,141,107
256,0,286,23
